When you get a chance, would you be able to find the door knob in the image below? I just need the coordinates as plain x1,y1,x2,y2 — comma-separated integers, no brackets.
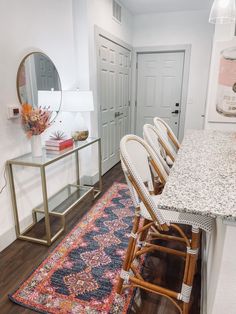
115,112,124,117
171,110,179,114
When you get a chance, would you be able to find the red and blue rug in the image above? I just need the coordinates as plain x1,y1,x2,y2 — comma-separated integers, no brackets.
9,183,134,314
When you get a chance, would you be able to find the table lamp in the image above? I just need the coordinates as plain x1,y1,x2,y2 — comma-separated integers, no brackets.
61,90,94,141
38,90,62,109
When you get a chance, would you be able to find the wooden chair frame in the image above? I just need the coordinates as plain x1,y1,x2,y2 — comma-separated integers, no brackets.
153,117,181,151
117,135,201,314
143,124,171,175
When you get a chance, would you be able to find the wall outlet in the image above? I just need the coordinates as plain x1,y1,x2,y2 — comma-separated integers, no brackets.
7,105,20,119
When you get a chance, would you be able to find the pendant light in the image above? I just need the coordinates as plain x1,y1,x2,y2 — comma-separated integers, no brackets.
209,0,236,24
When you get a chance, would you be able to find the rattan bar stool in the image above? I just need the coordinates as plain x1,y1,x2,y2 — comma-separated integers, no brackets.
117,134,214,314
143,123,171,175
153,117,180,166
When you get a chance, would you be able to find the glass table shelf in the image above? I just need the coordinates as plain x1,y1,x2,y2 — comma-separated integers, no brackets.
32,184,93,217
8,137,99,167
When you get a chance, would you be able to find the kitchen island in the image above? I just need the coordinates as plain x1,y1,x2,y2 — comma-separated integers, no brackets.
159,130,236,314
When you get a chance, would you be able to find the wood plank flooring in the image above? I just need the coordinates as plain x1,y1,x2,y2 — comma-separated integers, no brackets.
0,163,200,313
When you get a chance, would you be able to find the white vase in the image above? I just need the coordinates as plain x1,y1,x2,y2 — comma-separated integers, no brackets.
31,135,42,157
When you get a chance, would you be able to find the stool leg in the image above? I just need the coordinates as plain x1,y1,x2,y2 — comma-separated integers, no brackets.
183,228,201,314
116,213,140,294
139,219,151,242
183,302,189,314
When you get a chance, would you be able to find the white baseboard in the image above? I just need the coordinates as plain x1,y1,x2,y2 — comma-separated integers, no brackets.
0,226,17,252
0,214,33,252
0,174,98,252
81,172,99,185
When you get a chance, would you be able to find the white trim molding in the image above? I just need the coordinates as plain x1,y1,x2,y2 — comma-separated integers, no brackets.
95,25,132,53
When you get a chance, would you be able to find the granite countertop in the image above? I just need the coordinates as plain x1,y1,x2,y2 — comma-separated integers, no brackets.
159,130,236,221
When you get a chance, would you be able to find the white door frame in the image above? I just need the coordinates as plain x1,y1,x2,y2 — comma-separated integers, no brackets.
95,26,132,56
131,45,191,141
95,26,132,172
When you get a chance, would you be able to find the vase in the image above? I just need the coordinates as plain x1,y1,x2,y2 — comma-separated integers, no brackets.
31,135,42,157
72,130,89,141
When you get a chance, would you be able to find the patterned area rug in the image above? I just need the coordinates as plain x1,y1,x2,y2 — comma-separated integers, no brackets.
9,183,134,314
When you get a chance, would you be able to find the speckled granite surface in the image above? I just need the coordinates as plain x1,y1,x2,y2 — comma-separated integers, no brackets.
159,130,236,221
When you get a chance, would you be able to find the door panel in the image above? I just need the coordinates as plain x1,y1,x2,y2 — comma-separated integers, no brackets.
136,52,184,138
102,123,109,162
98,36,131,174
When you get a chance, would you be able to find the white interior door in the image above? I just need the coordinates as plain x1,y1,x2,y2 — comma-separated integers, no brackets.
136,52,185,138
98,35,131,174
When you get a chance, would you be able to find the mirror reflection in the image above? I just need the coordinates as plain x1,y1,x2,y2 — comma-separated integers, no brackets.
17,52,62,121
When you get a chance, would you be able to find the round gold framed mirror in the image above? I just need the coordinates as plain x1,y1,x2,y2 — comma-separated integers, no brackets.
16,52,62,122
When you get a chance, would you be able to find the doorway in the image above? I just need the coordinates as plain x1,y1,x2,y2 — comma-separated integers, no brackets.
134,46,190,140
97,32,132,174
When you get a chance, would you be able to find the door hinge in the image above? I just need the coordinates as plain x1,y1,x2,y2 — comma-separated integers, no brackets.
136,62,138,69
128,100,131,107
135,100,137,107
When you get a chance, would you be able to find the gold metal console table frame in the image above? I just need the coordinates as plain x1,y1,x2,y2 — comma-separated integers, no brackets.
7,137,102,246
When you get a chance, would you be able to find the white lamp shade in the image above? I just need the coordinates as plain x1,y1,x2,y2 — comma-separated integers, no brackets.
37,90,62,111
209,0,236,24
61,90,94,112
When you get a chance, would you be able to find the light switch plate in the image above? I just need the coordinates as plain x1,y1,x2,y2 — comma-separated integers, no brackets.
7,105,20,119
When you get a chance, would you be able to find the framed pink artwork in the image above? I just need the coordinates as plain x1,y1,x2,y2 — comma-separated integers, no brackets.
207,40,236,123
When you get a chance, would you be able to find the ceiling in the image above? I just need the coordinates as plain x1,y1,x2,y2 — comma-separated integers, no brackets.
119,0,213,15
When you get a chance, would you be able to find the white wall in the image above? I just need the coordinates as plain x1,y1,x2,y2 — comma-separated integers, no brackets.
88,0,133,45
0,0,79,251
205,23,236,131
0,0,133,251
132,10,214,131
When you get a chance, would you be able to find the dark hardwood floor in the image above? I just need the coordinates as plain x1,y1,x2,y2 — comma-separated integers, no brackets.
0,163,200,314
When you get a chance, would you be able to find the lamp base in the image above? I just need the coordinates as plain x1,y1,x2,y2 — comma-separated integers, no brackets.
72,130,89,141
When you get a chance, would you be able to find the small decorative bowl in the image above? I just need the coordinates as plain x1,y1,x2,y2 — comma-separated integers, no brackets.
72,130,89,141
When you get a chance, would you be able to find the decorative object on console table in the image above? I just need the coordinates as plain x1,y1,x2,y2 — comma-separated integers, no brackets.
31,135,42,157
49,130,67,140
62,90,94,141
45,137,74,155
72,130,89,141
21,103,52,157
